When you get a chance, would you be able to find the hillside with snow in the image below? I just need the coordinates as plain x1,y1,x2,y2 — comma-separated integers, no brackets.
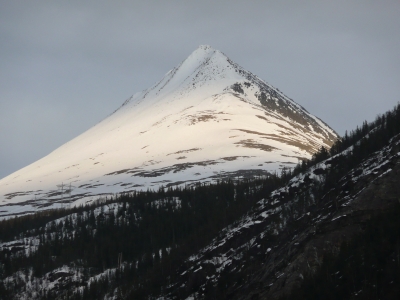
2,97,400,299
0,45,338,218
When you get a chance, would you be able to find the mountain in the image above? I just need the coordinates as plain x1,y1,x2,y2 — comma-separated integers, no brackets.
0,45,338,218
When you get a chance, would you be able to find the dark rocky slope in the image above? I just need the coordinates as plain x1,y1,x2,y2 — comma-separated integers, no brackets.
158,126,400,299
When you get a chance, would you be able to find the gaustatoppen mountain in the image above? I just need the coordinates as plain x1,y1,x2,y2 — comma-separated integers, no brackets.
0,45,338,217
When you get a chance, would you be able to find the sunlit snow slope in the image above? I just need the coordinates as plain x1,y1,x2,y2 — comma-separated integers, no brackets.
0,45,338,217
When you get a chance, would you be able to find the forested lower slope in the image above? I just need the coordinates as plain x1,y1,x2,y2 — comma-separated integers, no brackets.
0,175,289,299
1,103,400,299
154,103,400,300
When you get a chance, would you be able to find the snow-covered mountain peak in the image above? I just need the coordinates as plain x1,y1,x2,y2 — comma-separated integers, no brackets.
0,46,339,218
178,45,231,73
124,45,239,106
181,44,217,66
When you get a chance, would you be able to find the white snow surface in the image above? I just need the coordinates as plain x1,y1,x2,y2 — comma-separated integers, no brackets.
0,45,338,217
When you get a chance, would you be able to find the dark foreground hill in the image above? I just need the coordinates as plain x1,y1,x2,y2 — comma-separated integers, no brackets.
1,103,400,299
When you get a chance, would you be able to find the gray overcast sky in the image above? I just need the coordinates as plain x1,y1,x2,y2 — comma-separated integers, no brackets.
1,1,400,179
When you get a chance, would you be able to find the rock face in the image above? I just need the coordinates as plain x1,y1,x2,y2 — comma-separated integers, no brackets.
0,45,338,217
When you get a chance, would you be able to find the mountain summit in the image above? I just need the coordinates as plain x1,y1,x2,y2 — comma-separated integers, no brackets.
0,45,338,217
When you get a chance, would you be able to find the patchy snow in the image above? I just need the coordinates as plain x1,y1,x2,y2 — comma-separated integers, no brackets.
149,197,181,210
331,214,347,221
157,132,400,298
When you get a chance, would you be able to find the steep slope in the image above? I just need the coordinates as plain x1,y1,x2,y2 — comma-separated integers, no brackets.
0,45,338,218
156,124,400,300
